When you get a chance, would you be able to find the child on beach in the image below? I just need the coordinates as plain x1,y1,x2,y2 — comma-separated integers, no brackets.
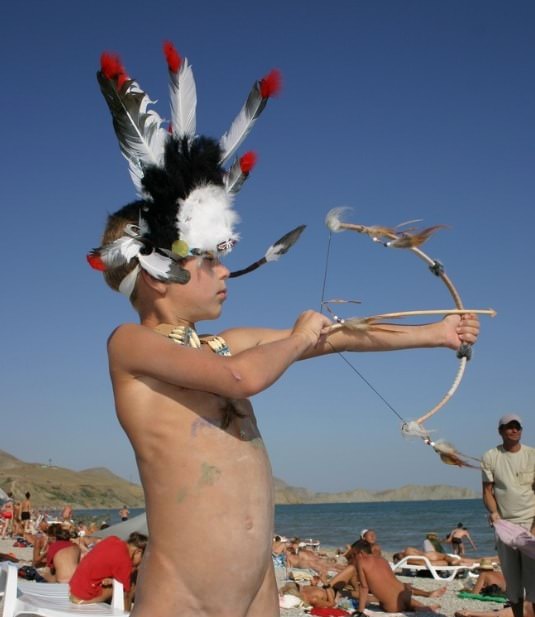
88,45,480,617
69,532,147,608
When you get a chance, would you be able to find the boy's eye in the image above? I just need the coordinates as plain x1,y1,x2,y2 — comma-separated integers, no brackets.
202,254,221,265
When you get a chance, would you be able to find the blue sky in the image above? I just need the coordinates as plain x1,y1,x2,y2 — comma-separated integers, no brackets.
1,0,534,493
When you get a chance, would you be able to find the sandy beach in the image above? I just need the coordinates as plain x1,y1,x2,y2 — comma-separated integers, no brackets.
1,537,507,617
274,548,507,617
277,571,506,617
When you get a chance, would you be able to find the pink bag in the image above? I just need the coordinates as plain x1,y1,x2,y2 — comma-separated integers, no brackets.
493,519,535,558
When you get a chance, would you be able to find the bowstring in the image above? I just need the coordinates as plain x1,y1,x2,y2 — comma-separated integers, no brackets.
320,231,406,424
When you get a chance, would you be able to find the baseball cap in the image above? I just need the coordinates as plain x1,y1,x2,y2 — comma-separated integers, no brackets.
360,529,369,539
498,414,522,428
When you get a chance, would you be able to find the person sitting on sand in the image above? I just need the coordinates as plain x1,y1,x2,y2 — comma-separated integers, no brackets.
360,529,382,556
271,535,287,567
43,525,81,583
31,519,51,567
455,603,534,617
328,544,446,607
351,540,446,613
69,532,147,609
343,529,381,559
423,532,448,553
468,558,506,596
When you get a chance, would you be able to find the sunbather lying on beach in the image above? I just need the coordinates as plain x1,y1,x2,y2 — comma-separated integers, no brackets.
280,581,336,609
351,540,446,612
393,546,478,566
455,603,534,617
286,545,345,578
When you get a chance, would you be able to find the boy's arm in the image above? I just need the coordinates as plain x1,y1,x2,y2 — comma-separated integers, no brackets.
224,313,479,358
108,311,331,399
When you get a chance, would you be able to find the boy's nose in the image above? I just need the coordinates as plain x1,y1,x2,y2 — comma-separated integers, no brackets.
218,262,230,279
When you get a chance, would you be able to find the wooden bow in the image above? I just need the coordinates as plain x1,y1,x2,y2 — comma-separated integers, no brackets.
323,208,495,465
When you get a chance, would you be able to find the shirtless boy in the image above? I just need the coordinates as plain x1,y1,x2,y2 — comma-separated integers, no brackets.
89,45,480,617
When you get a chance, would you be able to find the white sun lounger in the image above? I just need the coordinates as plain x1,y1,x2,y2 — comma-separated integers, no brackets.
390,555,472,581
0,563,127,617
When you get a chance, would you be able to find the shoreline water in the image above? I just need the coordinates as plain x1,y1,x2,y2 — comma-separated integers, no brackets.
42,498,497,554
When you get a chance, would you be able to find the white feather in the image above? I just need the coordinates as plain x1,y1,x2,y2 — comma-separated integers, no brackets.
401,420,430,439
169,57,197,138
101,236,143,267
124,83,167,194
219,83,266,165
178,184,239,254
98,73,168,196
137,252,174,281
265,243,284,262
118,265,140,298
325,207,352,232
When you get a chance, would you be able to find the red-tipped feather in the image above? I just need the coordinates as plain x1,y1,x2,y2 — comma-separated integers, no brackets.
100,53,128,89
259,69,282,98
87,252,107,271
163,41,181,73
239,151,257,173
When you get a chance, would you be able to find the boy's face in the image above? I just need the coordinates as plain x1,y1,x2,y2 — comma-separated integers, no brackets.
168,256,229,322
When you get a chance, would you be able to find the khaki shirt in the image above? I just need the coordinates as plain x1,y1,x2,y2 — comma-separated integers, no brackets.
481,444,535,525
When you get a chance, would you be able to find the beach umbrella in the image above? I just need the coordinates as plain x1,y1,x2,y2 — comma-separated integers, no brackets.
95,512,148,540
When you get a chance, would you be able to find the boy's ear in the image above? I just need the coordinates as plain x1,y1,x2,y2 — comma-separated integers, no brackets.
139,270,168,295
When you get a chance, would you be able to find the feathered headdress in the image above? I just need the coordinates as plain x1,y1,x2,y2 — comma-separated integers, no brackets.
88,43,304,296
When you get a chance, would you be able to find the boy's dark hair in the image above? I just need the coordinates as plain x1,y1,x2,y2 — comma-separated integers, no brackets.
127,531,148,551
25,492,31,499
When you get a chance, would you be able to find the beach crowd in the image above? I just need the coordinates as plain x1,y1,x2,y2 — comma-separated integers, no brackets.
0,494,530,617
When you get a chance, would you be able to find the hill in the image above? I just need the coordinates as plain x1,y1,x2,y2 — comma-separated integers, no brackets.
0,450,476,508
273,477,477,504
0,450,144,508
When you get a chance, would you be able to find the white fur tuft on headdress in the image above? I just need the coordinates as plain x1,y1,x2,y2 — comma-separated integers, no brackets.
177,185,240,255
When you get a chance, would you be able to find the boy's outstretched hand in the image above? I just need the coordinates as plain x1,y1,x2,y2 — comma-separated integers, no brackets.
442,313,480,351
291,310,333,348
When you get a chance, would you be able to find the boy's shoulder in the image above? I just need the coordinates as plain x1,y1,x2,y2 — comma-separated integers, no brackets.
107,322,143,346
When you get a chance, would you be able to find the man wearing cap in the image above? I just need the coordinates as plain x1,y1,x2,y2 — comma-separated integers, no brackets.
481,414,535,617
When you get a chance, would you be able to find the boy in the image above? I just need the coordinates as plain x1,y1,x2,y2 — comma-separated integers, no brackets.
89,45,480,617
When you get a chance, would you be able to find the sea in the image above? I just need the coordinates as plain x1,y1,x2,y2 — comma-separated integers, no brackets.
52,498,497,555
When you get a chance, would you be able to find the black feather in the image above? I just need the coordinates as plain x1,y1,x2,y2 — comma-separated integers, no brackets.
140,136,225,250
